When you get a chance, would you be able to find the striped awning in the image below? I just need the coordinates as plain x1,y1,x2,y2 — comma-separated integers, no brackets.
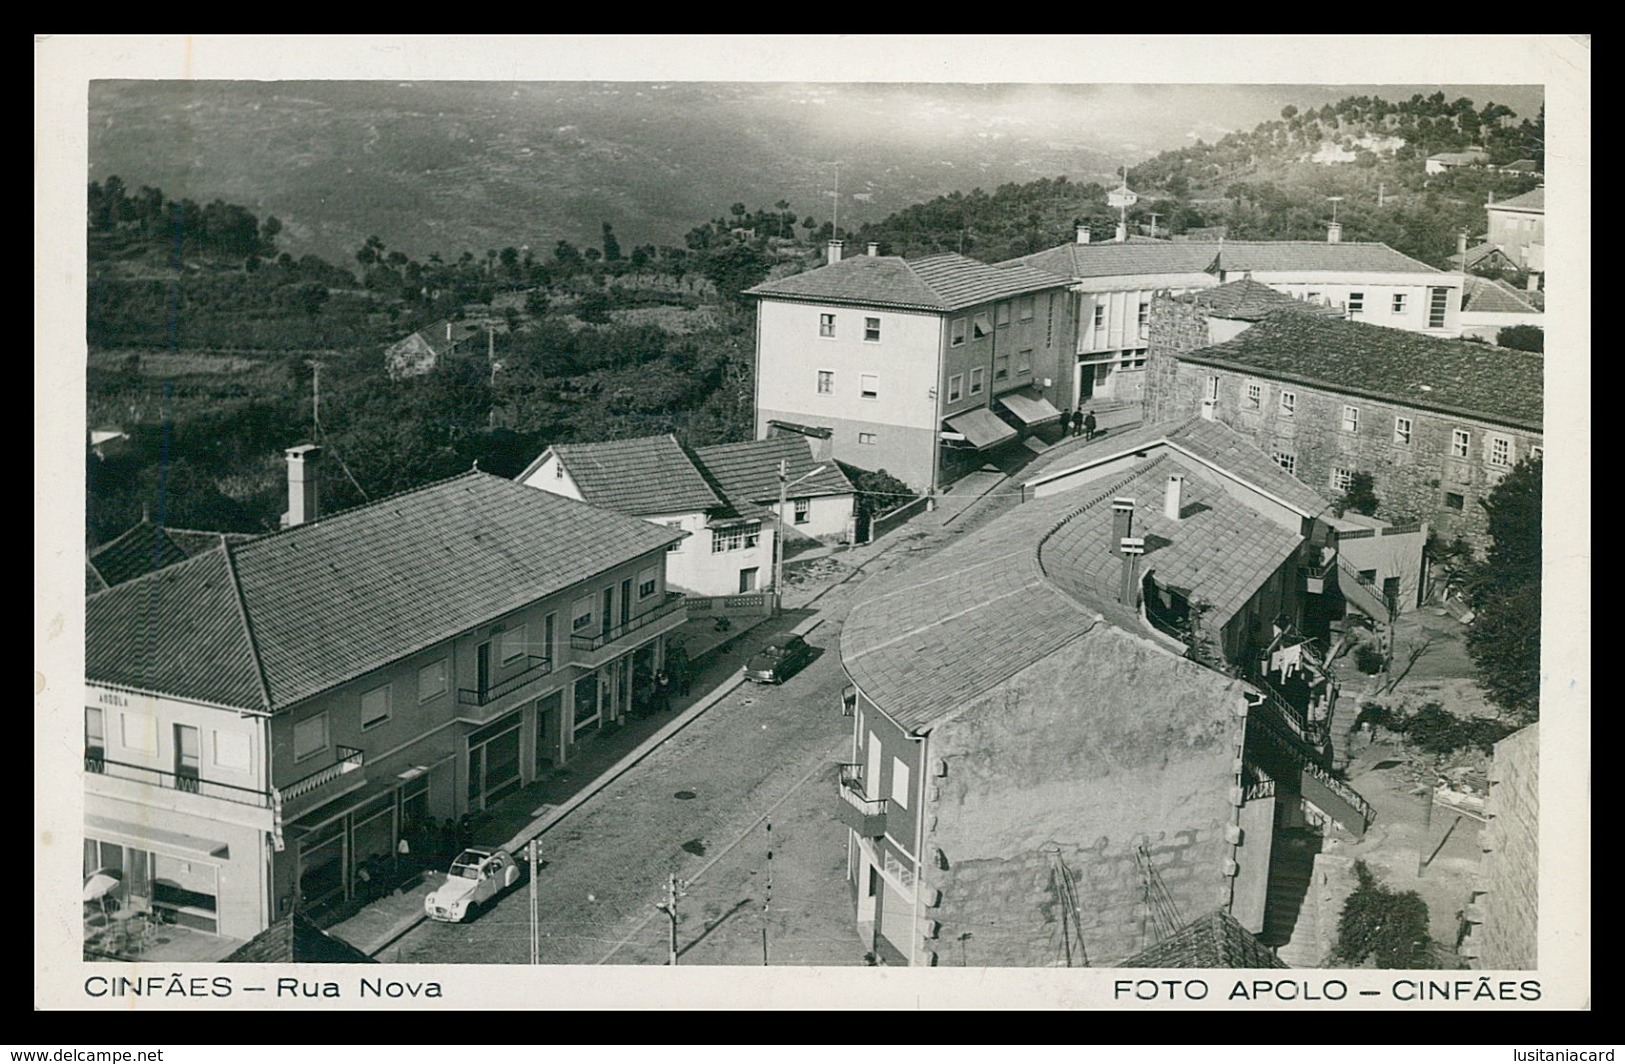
943,408,1017,451
997,388,1064,427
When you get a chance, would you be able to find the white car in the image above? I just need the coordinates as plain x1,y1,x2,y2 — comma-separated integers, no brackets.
423,847,520,922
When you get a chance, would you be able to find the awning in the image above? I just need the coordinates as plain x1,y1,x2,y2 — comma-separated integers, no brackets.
86,813,231,860
942,408,1017,451
997,388,1064,427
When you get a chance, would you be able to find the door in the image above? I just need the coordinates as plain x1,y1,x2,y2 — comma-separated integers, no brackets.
174,724,200,793
601,587,615,637
620,578,632,628
1076,355,1095,404
476,642,492,701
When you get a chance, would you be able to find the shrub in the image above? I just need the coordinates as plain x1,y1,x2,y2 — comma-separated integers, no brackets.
1336,860,1433,968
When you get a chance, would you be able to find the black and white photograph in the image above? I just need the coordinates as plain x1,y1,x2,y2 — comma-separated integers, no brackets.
36,35,1589,1012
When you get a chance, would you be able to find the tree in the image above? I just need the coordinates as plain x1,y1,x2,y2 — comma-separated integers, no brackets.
1496,324,1544,353
1337,472,1380,516
601,223,622,263
1335,860,1434,968
1467,456,1542,723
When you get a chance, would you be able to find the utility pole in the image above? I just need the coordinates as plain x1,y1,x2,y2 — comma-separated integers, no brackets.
832,162,841,242
772,462,826,609
1147,212,1161,240
1416,784,1436,878
762,818,773,966
305,359,324,432
528,838,540,965
1378,181,1386,208
655,874,684,965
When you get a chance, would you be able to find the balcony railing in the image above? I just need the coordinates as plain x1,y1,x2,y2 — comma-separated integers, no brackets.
835,763,889,837
277,746,365,803
1243,779,1277,802
1300,549,1337,593
570,592,686,653
459,655,552,707
88,756,273,809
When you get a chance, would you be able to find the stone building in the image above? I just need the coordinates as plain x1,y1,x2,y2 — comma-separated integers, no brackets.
1462,723,1539,969
1146,288,1543,552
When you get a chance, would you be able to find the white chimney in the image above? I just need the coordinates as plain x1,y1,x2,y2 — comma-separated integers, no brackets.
866,242,880,257
1115,223,1128,243
1527,271,1541,292
1164,474,1185,520
1457,230,1469,259
1119,537,1145,607
1327,222,1342,244
281,444,322,528
1076,225,1092,245
827,240,845,266
1111,498,1135,557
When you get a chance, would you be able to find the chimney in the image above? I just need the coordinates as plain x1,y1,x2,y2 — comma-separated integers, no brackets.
1457,230,1469,259
1326,222,1342,244
1111,497,1135,556
1076,225,1092,245
1115,223,1128,243
281,444,322,528
1119,537,1145,607
1527,271,1541,292
827,239,845,266
1163,474,1185,520
866,242,880,257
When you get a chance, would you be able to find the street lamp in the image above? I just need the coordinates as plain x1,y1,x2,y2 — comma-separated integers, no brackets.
773,461,827,608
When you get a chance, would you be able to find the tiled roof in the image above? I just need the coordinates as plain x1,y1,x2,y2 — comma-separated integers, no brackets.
1462,275,1543,315
547,435,724,516
1451,243,1513,270
1119,910,1287,968
86,472,684,712
222,913,376,964
693,436,854,506
1005,240,1438,280
842,454,1298,732
1491,188,1544,213
391,318,487,359
1038,416,1331,518
87,521,258,590
745,252,1071,312
1180,313,1544,431
1185,279,1341,322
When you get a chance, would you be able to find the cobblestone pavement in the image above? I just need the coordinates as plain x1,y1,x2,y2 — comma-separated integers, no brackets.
384,541,916,966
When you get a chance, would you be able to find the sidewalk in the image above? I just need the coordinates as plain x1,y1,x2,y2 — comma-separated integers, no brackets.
323,601,835,956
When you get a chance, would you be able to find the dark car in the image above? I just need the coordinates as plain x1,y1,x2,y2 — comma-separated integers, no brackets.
743,634,814,684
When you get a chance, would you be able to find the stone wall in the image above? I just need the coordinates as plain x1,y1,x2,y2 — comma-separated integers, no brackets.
1465,723,1539,969
1144,293,1210,424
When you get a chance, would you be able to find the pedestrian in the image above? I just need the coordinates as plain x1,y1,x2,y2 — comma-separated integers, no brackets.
657,672,672,712
441,818,459,861
1071,408,1084,438
669,644,692,696
395,834,411,883
1083,409,1097,441
1060,407,1072,441
457,814,474,852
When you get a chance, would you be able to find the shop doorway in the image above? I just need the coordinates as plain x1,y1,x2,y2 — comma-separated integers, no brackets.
467,712,523,811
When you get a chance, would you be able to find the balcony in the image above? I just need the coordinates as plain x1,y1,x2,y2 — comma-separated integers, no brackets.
87,756,272,809
835,763,888,837
276,746,365,805
459,655,552,709
568,592,687,668
1300,547,1338,594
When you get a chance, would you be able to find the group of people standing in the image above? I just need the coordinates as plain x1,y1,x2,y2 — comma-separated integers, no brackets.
1060,406,1098,441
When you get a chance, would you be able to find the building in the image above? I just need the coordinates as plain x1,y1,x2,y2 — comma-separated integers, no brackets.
747,243,1076,494
1425,148,1491,175
1146,292,1543,551
836,428,1374,966
384,318,494,381
1461,723,1539,969
1458,275,1544,344
84,450,685,943
1119,909,1288,968
1003,229,1464,408
1486,187,1545,275
86,519,255,595
516,433,855,597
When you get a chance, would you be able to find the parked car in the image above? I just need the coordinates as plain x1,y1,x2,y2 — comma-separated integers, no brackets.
743,634,815,684
423,847,520,922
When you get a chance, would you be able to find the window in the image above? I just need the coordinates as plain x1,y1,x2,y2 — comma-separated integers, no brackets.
1394,417,1412,446
1123,349,1147,369
638,566,658,598
665,521,684,552
1444,491,1466,511
891,757,911,809
1490,436,1512,467
1429,286,1450,329
1092,304,1105,331
1392,293,1408,314
294,713,328,762
972,313,992,340
1530,446,1544,461
1357,569,1377,586
1272,451,1297,475
85,707,104,763
571,595,594,632
544,613,556,658
739,567,758,593
819,313,836,338
1245,382,1262,410
1019,296,1034,321
1348,292,1364,314
1017,349,1032,375
712,521,763,552
1330,467,1354,492
864,317,881,342
1342,405,1360,433
947,374,963,402
418,659,449,703
1046,294,1055,346
994,354,1009,381
860,373,878,399
950,318,967,346
1451,429,1471,458
361,684,392,730
996,302,1011,327
793,498,809,525
1206,376,1220,402
858,432,877,446
554,461,564,480
1279,390,1296,417
213,730,251,772
816,370,833,395
970,368,984,395
500,624,528,664
1137,301,1150,336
